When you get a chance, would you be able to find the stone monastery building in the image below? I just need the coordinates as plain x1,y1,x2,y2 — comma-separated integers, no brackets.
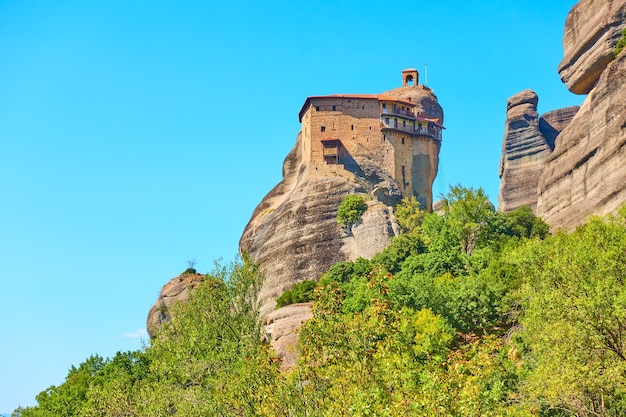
298,68,444,210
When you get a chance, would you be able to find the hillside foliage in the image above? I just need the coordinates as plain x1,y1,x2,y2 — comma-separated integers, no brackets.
14,186,626,417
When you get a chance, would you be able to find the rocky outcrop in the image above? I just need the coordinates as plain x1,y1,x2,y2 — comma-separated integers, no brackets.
539,107,581,146
558,0,626,94
146,272,206,337
239,141,401,317
498,90,578,212
384,84,444,125
537,50,626,228
264,303,313,370
499,0,626,228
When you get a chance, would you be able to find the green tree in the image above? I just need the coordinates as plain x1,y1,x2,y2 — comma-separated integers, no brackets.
141,257,281,416
512,212,626,416
336,194,368,232
438,184,503,255
275,279,317,308
17,355,106,417
502,205,550,239
394,195,425,233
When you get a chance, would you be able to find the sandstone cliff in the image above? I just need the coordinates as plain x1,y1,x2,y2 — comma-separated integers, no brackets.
239,133,402,318
537,50,626,227
558,0,626,94
498,90,578,212
499,0,626,229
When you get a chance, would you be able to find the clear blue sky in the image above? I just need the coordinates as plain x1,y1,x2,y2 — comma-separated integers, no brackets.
0,0,581,412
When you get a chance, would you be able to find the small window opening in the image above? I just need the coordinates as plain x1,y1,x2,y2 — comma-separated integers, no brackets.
315,106,320,111
402,137,405,144
332,105,336,111
321,126,326,132
351,125,354,130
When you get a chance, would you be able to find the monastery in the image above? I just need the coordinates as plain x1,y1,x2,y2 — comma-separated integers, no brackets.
298,68,444,209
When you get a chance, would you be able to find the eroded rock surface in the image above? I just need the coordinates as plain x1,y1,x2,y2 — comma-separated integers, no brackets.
537,51,626,228
239,143,401,317
498,90,578,212
264,303,313,370
558,0,626,94
499,0,626,228
146,272,206,337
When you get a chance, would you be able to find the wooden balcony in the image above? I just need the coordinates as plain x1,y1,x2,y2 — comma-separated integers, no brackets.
380,120,442,140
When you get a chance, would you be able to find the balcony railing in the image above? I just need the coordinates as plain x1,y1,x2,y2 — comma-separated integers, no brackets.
380,108,416,119
380,120,442,140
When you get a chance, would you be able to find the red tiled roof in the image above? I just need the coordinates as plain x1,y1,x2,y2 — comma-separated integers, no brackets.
298,94,416,122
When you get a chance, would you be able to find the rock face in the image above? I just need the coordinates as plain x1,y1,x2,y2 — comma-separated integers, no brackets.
264,303,313,370
498,90,578,212
537,50,626,228
499,0,626,230
239,137,402,317
558,0,626,94
146,272,206,337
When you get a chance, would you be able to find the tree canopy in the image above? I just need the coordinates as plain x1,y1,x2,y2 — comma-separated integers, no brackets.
16,186,626,417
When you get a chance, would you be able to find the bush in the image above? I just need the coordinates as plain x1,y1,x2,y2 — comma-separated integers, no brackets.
615,27,626,57
276,280,317,308
394,196,425,233
336,195,367,229
182,267,197,275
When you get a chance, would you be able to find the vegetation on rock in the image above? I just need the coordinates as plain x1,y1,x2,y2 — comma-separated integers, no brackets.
336,194,367,231
616,27,626,57
394,195,425,233
14,186,626,416
275,279,316,308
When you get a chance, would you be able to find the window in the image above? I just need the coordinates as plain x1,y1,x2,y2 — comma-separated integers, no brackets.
321,126,326,132
315,106,320,111
385,117,390,124
403,121,406,128
351,125,354,130
402,137,405,144
332,105,336,111
382,103,387,109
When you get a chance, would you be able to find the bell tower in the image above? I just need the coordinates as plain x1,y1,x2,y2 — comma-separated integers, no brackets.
401,68,419,87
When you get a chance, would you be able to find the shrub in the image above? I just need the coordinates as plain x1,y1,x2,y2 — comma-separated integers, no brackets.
276,280,317,308
394,196,425,233
336,195,367,229
182,267,197,275
615,27,626,57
